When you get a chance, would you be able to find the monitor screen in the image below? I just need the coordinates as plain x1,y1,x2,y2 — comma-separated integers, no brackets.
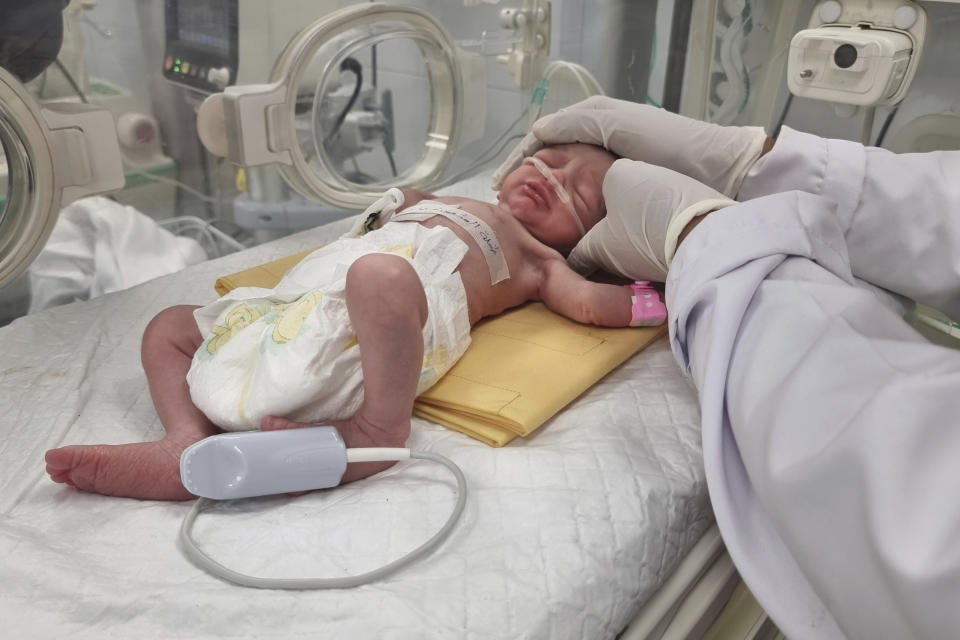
175,0,232,53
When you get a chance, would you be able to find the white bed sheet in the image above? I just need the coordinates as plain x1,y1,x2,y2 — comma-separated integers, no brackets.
0,209,711,639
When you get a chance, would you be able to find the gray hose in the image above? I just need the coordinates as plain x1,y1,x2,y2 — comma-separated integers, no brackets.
178,450,467,589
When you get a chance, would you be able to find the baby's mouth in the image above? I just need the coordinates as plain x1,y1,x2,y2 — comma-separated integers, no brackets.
523,180,552,209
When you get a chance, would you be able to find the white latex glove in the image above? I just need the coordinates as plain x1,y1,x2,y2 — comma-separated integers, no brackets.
492,96,767,198
567,159,735,282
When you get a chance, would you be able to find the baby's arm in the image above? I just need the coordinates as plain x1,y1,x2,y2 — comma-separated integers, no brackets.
537,258,634,327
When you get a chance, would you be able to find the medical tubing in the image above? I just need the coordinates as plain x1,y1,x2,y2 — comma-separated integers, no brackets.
157,216,247,254
529,61,604,125
523,155,584,236
128,168,223,204
435,105,529,190
178,449,466,590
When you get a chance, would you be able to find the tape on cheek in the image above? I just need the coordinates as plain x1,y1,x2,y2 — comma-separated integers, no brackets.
523,156,585,237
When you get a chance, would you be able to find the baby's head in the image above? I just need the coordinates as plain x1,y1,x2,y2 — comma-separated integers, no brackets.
497,142,617,254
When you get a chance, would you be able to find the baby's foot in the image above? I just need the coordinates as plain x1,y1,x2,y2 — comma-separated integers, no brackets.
262,413,410,484
45,438,196,501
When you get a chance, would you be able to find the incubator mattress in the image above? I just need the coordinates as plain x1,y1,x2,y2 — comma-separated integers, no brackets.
0,217,711,639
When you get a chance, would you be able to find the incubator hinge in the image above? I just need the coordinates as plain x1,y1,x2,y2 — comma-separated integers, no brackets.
496,0,551,88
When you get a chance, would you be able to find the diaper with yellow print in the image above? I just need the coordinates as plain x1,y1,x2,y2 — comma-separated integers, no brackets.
186,222,472,431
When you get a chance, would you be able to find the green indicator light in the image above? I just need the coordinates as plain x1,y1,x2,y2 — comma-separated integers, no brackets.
175,58,181,64
174,66,180,73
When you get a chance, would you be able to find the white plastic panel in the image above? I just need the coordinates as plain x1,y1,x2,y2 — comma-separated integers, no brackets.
0,68,60,290
0,66,124,289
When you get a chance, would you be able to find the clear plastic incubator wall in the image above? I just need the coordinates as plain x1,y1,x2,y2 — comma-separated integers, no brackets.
0,0,661,323
2,0,960,340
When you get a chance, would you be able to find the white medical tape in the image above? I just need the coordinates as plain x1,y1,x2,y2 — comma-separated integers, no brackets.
392,202,511,285
523,156,585,237
344,188,405,238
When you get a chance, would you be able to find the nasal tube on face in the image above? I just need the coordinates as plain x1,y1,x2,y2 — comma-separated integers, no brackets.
523,156,585,237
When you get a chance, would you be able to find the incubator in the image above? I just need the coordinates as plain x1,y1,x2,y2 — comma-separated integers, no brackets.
0,0,661,322
0,4,958,428
1,0,960,631
1,0,959,307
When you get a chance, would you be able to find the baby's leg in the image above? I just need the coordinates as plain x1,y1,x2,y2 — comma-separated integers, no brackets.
45,305,217,500
264,253,429,484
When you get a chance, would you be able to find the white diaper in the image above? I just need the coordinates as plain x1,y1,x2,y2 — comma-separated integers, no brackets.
187,223,472,431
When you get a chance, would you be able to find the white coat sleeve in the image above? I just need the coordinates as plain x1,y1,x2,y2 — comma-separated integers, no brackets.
666,191,960,640
738,126,960,319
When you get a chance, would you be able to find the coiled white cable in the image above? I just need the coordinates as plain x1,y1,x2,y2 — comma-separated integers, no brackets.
178,449,466,590
158,215,248,256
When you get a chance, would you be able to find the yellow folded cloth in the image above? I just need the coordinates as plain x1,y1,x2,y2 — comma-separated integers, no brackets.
215,249,665,446
214,249,315,296
414,304,663,445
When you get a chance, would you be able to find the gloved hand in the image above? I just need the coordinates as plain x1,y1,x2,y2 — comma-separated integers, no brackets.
492,96,767,198
567,159,735,282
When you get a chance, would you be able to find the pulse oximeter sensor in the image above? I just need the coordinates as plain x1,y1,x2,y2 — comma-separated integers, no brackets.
177,426,466,589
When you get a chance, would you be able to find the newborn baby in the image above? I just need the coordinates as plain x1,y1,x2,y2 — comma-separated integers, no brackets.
45,143,636,500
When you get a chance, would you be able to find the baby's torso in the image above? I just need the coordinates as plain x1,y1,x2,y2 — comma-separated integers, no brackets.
392,197,559,323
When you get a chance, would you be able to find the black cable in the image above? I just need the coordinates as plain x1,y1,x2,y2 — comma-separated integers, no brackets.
53,58,88,103
772,92,794,138
873,104,900,148
326,57,363,142
383,146,397,177
380,89,396,177
369,0,378,88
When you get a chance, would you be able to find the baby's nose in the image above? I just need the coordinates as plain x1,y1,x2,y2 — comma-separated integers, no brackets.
525,156,561,187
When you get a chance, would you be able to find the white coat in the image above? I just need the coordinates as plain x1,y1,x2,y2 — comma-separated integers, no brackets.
666,126,960,639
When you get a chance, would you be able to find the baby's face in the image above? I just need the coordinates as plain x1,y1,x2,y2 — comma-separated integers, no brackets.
498,143,616,253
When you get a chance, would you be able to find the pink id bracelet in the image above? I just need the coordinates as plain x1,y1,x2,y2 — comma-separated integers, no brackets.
625,281,667,327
